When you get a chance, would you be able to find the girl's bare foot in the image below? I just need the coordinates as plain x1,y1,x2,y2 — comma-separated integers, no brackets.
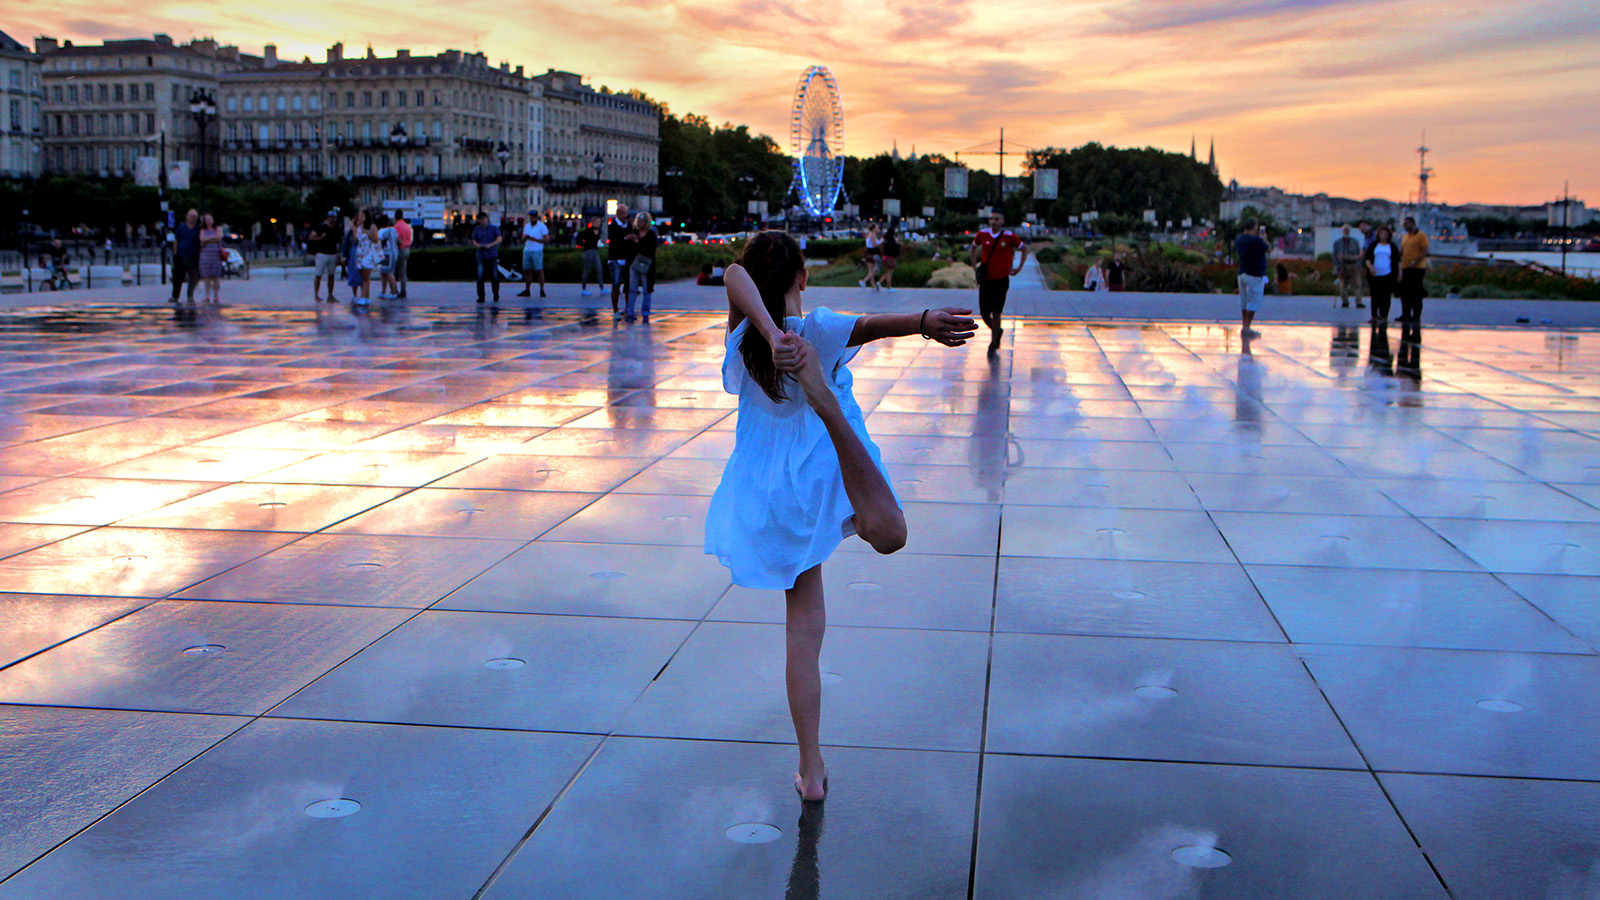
795,769,829,802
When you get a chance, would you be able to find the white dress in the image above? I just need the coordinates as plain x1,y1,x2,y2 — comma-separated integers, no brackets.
705,307,894,589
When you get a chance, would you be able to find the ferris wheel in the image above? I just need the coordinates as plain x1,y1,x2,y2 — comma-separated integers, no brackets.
789,66,845,217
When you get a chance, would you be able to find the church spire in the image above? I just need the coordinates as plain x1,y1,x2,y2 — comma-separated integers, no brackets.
1207,136,1217,176
1190,134,1196,161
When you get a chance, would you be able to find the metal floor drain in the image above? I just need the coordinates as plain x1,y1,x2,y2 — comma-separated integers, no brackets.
820,671,844,684
591,571,625,579
183,644,226,656
484,658,526,670
847,581,881,591
1134,685,1178,700
1476,699,1523,713
305,799,362,819
1171,846,1231,868
724,823,780,844
1112,590,1147,600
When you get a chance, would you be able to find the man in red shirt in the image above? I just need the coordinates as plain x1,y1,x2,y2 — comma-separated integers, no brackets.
393,214,414,299
969,211,1028,353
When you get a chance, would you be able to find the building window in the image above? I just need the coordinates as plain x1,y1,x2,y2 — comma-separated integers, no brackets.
114,84,124,102
277,96,286,111
69,146,79,169
292,95,302,111
345,91,354,108
362,121,372,140
145,83,153,100
415,90,424,106
276,123,286,140
67,85,77,102
226,123,237,140
146,112,154,132
362,154,372,176
52,86,61,102
98,84,107,102
243,96,253,112
227,96,237,112
114,114,124,135
309,94,321,111
258,95,267,111
380,91,389,108
363,92,372,108
345,156,354,177
396,91,405,108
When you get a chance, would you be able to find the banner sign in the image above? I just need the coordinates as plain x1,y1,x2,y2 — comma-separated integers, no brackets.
944,168,968,199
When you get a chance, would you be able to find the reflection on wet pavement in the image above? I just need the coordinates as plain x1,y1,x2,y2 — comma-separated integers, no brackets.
0,306,1597,897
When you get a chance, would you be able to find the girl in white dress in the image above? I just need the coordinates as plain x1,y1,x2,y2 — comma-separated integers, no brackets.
706,231,975,801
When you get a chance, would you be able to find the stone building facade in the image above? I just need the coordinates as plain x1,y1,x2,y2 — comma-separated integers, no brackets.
35,34,248,179
532,70,659,215
0,30,43,178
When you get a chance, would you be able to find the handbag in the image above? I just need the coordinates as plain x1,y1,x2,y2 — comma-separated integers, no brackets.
630,255,653,276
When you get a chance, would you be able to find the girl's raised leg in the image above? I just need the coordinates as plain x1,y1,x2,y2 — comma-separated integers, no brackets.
786,563,828,801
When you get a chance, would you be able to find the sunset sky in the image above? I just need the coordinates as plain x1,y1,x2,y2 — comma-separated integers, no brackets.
8,0,1597,206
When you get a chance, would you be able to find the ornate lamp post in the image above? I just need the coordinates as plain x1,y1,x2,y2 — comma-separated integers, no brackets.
187,89,217,209
389,123,408,189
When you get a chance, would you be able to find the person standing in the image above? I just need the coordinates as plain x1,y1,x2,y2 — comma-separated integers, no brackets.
198,213,224,304
606,203,633,317
624,212,659,323
471,211,503,304
575,218,602,296
1333,224,1366,309
1107,252,1127,293
103,236,113,265
170,208,201,304
1275,262,1293,297
308,210,342,303
354,214,382,306
1234,217,1269,336
393,213,413,300
1398,216,1430,322
969,210,1027,353
375,214,399,300
517,210,550,299
341,211,365,302
1364,224,1402,323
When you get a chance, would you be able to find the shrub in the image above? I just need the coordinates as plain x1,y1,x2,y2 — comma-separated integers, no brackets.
404,242,731,283
1034,245,1064,265
1125,247,1213,293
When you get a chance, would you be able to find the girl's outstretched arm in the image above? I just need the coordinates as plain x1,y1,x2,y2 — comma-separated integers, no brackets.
848,308,976,347
724,264,784,341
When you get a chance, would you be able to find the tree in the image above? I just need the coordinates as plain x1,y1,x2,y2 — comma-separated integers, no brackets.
1027,143,1223,227
659,112,789,230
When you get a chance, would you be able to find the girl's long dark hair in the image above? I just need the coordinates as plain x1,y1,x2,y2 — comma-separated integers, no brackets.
737,231,805,403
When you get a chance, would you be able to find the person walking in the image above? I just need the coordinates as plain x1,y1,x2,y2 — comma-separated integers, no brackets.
606,203,633,318
198,213,224,304
1107,252,1127,292
341,211,365,302
1364,224,1402,322
471,211,503,304
376,214,399,300
1083,258,1107,292
308,210,342,303
623,212,659,323
576,218,603,296
969,210,1027,353
706,230,975,802
393,213,413,299
1398,215,1430,322
170,208,201,304
879,222,901,291
1333,224,1366,309
1234,217,1269,336
860,223,882,290
517,210,549,299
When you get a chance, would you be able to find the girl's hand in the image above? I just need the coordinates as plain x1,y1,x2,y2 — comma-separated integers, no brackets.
925,308,977,347
772,332,812,374
788,337,834,408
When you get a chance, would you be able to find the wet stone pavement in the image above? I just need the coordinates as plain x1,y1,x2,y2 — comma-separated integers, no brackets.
0,303,1597,899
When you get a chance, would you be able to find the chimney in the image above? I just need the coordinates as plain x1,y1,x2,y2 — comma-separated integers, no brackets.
34,36,59,54
218,45,239,61
263,44,277,67
514,65,523,76
327,42,343,63
395,49,409,58
365,45,376,60
190,38,217,57
153,33,173,46
62,39,73,48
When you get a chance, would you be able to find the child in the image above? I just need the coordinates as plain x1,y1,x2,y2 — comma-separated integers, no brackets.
706,231,974,802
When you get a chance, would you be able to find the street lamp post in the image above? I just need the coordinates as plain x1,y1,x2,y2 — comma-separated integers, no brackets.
495,142,511,217
188,90,217,210
593,155,605,211
389,123,408,195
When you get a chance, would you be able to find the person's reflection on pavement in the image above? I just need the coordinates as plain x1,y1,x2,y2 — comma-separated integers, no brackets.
606,323,657,428
1396,322,1424,407
1234,330,1264,441
1329,325,1360,378
969,353,1009,502
1367,321,1394,380
783,797,826,900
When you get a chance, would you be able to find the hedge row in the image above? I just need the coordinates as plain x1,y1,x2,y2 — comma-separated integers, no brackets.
403,244,739,283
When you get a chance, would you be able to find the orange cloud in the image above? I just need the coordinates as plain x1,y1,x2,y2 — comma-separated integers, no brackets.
8,0,1596,204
